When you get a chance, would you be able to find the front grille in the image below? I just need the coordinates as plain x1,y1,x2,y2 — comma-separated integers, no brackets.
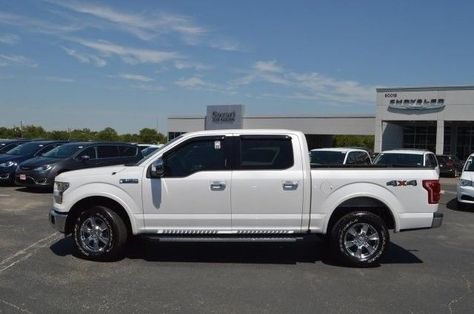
19,166,32,170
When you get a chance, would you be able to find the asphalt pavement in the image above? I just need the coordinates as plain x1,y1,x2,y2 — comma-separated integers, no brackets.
0,178,473,313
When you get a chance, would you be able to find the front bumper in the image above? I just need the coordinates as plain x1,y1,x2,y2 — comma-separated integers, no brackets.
0,168,15,182
15,170,54,187
457,184,474,204
49,208,67,233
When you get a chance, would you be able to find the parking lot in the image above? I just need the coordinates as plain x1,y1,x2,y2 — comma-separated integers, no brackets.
0,178,472,314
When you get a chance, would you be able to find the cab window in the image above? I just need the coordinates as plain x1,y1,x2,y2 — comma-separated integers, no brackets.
163,137,228,177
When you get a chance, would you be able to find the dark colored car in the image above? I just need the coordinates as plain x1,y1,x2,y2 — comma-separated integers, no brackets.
0,139,31,154
0,141,68,184
437,155,463,177
15,142,143,188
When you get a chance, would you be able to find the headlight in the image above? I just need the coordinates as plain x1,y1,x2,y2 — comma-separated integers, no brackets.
53,181,70,204
34,165,52,172
0,161,17,167
459,179,473,187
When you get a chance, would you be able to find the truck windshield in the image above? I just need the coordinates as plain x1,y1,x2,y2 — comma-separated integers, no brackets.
42,144,83,158
374,153,423,167
310,151,346,165
464,157,474,171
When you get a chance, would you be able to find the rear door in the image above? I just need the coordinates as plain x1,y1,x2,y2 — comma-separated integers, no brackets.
230,135,305,231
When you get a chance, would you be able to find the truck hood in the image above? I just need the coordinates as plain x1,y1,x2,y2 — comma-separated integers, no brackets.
56,165,129,181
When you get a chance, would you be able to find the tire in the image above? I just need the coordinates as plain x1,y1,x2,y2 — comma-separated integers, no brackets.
73,205,128,261
329,211,389,267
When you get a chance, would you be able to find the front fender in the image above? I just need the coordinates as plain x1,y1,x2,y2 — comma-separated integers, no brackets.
320,182,402,233
62,183,141,234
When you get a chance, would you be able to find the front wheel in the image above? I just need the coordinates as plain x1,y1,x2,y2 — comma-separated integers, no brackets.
330,211,389,267
73,205,128,261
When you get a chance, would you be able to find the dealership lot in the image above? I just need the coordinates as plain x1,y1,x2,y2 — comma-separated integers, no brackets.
0,179,473,313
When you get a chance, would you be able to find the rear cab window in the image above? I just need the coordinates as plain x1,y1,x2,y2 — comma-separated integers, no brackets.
238,136,293,170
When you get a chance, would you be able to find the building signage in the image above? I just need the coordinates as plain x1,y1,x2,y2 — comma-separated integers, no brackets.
205,105,244,130
387,97,445,110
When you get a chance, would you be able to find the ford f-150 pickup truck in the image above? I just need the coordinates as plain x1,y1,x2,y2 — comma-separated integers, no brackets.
49,129,443,267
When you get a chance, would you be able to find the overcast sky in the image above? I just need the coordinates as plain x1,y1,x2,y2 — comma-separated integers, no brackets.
1,0,473,133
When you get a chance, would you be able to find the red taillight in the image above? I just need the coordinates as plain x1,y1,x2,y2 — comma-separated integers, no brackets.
423,180,441,204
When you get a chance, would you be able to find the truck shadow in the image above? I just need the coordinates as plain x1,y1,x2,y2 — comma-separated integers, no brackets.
50,237,423,267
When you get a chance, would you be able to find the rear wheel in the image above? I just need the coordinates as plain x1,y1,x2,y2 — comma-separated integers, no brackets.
330,211,389,267
73,205,128,261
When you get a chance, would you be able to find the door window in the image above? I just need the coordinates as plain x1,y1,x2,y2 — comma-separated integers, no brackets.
118,145,138,157
163,138,228,177
77,147,97,159
97,146,119,159
239,137,293,170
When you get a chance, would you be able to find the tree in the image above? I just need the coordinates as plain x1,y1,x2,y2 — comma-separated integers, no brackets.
69,128,95,141
95,127,119,141
48,130,70,140
21,125,47,139
138,128,165,144
334,135,375,151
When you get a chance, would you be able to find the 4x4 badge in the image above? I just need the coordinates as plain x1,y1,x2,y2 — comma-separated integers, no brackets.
386,180,417,187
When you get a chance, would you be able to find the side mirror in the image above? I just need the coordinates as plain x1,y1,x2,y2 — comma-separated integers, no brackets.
80,155,91,162
150,158,164,178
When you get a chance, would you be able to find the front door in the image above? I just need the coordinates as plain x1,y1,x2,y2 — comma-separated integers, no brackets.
142,136,232,231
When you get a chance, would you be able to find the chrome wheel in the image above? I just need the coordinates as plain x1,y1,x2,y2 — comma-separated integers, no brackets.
343,222,380,260
79,216,111,253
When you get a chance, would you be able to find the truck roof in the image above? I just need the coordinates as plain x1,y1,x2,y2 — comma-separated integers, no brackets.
181,129,304,137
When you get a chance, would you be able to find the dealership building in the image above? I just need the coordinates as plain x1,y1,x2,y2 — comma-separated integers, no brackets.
168,85,474,158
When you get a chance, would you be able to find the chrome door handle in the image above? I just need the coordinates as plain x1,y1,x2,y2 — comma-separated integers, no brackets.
210,181,226,191
282,181,299,190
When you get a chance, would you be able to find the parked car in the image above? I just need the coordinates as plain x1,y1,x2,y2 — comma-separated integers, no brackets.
310,148,372,165
141,144,164,157
437,155,463,177
0,139,30,154
374,149,440,176
0,141,68,184
50,130,442,267
457,153,474,207
15,142,144,188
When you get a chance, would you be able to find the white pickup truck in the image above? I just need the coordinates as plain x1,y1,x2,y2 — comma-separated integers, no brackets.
49,129,443,267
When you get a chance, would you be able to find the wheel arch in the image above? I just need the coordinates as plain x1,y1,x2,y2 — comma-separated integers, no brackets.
320,183,402,233
65,196,133,237
326,196,396,235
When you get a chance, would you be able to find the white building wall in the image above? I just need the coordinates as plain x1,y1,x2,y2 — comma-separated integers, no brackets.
169,115,375,135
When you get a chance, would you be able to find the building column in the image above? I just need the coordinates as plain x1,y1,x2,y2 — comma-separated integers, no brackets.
374,120,383,153
436,120,444,155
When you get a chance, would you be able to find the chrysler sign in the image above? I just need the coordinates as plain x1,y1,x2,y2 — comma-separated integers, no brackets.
205,105,244,130
388,98,445,110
